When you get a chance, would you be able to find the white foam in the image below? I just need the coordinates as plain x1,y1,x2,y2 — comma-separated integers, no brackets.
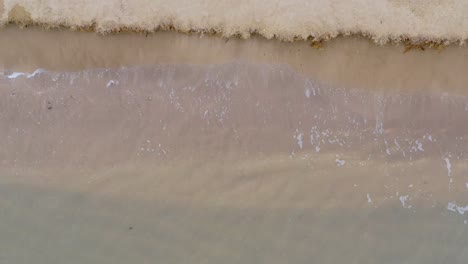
7,72,25,79
295,130,304,149
27,69,46,78
444,158,452,177
106,80,119,88
335,159,346,167
399,195,412,209
5,69,47,79
367,193,372,204
447,202,468,215
384,139,391,155
416,140,424,152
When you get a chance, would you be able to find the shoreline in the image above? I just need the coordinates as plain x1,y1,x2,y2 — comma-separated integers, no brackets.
3,22,464,47
2,26,468,95
3,3,468,261
2,13,468,262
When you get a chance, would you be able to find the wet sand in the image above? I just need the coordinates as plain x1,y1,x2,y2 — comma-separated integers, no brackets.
1,29,468,263
1,27,468,94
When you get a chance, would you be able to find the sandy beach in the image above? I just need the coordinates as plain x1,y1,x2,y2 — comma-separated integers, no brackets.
1,26,468,263
1,0,468,261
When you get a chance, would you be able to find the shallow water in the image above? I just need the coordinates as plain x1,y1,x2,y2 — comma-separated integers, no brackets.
1,59,468,263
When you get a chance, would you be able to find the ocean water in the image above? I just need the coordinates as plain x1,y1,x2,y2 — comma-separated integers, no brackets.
1,61,468,263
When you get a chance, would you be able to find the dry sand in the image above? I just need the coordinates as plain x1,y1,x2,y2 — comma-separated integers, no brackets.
2,0,468,43
1,27,468,263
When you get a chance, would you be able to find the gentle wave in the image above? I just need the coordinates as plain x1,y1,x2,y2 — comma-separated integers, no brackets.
1,0,467,44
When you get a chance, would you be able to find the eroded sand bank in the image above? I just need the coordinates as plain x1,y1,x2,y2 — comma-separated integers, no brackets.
1,29,468,263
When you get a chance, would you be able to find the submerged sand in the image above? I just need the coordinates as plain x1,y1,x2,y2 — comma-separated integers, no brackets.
1,28,468,263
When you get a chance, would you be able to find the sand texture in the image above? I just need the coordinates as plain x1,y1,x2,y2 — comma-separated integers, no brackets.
1,28,468,262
